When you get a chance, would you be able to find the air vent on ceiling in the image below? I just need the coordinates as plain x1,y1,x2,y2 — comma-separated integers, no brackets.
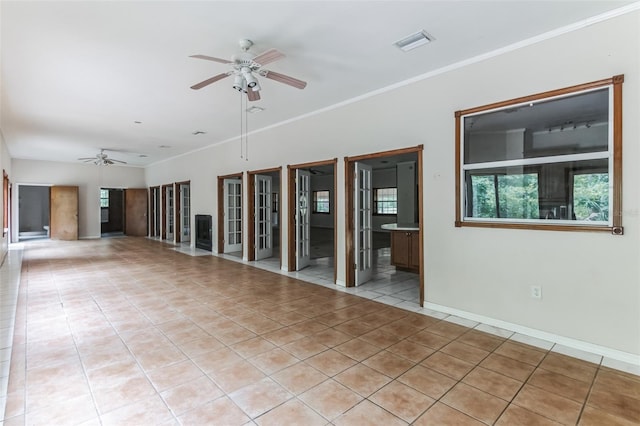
394,30,433,51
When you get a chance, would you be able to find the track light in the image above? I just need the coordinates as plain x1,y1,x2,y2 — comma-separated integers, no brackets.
232,74,244,92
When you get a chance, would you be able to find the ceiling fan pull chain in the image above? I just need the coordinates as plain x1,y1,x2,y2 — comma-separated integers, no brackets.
245,96,249,162
239,90,244,159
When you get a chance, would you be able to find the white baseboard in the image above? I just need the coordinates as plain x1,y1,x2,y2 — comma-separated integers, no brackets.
424,301,640,368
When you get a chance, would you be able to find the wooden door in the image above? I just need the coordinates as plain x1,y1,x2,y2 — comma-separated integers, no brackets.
124,188,148,236
50,186,78,240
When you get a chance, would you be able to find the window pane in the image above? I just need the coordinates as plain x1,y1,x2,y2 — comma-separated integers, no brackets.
464,89,609,164
465,159,607,221
374,188,397,214
573,173,609,221
470,175,496,218
497,174,539,219
100,189,109,208
313,190,330,213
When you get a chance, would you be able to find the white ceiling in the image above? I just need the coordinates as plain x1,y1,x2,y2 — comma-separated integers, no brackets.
1,1,636,167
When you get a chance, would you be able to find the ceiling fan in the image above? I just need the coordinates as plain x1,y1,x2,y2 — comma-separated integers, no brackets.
78,149,127,166
190,39,307,101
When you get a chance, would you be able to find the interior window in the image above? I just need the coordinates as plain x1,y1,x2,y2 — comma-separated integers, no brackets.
455,75,623,233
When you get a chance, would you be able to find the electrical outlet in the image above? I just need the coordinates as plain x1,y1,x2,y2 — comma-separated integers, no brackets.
530,285,542,299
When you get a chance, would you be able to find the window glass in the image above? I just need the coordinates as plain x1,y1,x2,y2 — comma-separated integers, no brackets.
374,188,397,215
464,89,609,164
313,190,330,213
573,173,609,221
100,189,109,208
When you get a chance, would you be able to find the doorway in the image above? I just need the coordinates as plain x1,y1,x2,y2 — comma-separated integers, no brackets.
247,168,281,267
18,185,50,241
217,173,243,256
100,188,124,237
345,145,424,306
287,159,337,283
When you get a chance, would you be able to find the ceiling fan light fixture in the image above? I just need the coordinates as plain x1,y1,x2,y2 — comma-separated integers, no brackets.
242,68,259,89
232,74,245,92
394,30,433,51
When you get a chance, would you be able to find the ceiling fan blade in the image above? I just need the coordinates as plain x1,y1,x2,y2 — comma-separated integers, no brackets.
261,70,307,89
247,89,261,102
252,48,285,66
190,72,232,90
78,157,95,161
189,54,232,64
109,159,127,164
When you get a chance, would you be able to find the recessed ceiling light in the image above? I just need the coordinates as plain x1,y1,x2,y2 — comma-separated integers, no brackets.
134,121,142,124
246,106,264,113
192,131,207,135
158,145,171,149
394,30,433,51
138,154,148,158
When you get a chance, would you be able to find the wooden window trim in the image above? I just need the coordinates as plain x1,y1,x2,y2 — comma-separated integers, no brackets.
454,75,624,234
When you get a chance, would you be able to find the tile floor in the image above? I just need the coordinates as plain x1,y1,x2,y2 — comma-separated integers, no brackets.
1,237,639,425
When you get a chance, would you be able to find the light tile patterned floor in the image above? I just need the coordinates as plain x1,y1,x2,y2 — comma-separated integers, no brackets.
1,237,639,425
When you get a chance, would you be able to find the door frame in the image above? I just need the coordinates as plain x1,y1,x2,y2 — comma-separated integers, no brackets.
344,145,424,305
3,170,9,241
217,172,243,254
149,186,161,237
287,158,337,283
247,167,282,264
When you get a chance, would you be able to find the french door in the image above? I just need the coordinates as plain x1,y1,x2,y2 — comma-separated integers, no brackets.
254,175,273,260
223,178,242,253
354,162,373,285
296,169,311,270
165,185,174,241
180,183,190,243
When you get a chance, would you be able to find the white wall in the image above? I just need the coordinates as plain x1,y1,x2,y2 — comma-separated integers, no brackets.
11,159,146,239
145,12,640,357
